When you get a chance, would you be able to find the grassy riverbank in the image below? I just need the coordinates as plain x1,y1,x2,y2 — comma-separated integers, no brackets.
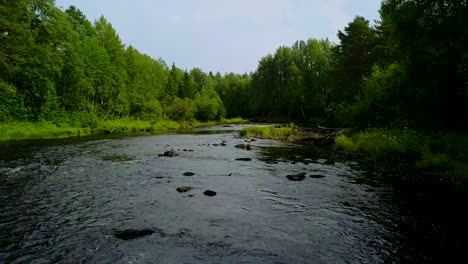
0,117,249,142
335,128,468,189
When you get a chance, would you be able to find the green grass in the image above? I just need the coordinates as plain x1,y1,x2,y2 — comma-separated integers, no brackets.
0,117,250,142
0,121,93,141
0,118,184,141
239,124,297,140
335,128,426,160
335,134,357,152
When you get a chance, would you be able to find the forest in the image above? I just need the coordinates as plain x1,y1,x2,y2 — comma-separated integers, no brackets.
1,0,467,183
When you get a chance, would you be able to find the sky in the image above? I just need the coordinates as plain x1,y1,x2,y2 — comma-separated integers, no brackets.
55,0,382,74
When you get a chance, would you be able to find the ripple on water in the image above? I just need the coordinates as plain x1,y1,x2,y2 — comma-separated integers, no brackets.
0,128,464,263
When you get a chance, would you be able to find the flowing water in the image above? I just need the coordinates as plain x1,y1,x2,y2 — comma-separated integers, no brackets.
0,126,466,263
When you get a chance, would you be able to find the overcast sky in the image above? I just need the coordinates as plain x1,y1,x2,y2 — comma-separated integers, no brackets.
55,0,381,74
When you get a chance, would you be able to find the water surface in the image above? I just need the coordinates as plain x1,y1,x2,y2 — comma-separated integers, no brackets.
0,126,465,263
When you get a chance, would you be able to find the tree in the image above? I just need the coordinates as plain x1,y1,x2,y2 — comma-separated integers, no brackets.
380,0,468,129
332,16,378,102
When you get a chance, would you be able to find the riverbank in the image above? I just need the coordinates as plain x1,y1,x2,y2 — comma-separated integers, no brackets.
239,124,468,190
0,117,249,142
239,124,342,145
334,128,468,190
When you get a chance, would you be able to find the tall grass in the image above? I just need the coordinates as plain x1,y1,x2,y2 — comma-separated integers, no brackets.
221,117,250,124
239,124,297,140
0,121,93,141
0,118,183,141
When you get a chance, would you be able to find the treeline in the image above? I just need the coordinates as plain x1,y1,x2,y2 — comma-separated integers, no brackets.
217,0,468,131
1,0,467,132
0,0,226,125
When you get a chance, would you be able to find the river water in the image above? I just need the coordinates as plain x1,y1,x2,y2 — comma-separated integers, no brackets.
0,126,466,263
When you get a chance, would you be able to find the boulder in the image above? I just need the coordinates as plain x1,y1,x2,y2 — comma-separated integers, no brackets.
183,172,195,176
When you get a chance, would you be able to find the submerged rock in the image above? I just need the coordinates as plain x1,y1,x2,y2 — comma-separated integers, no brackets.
235,143,251,150
309,174,326,179
114,229,154,240
183,172,195,176
204,190,217,196
235,158,252,161
286,172,307,181
158,150,179,157
176,186,193,193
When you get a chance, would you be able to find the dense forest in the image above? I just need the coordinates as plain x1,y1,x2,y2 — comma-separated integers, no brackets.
0,0,226,126
1,0,467,134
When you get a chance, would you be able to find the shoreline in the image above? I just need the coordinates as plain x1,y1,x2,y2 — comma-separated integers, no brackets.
0,118,249,142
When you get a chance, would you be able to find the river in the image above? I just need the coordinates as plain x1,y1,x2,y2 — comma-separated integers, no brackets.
0,125,466,263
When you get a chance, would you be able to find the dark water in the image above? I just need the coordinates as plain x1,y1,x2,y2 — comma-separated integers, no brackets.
0,126,466,263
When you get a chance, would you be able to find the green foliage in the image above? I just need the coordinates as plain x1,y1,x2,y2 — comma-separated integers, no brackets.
163,97,196,121
194,89,225,121
249,39,334,120
380,0,468,129
239,124,297,140
0,1,228,125
350,64,407,128
0,80,26,122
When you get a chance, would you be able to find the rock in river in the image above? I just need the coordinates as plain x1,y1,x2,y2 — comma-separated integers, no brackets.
176,186,193,193
286,172,306,181
114,229,154,240
204,190,217,196
235,158,252,161
158,150,179,157
235,143,251,150
183,172,195,176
